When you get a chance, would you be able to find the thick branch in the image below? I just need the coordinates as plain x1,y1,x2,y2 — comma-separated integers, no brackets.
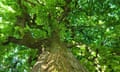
3,32,49,50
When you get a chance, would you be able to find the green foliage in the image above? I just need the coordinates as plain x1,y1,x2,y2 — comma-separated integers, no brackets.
0,0,120,72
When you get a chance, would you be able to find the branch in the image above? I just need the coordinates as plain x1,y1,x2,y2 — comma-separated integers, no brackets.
2,32,49,50
25,0,36,6
57,0,72,23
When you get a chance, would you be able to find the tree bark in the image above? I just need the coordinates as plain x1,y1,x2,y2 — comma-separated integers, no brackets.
32,37,88,72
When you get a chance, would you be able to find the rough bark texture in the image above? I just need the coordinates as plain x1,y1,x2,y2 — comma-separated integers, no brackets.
32,39,88,72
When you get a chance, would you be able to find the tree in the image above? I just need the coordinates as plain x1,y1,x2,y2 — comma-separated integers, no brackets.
0,0,88,72
0,0,120,72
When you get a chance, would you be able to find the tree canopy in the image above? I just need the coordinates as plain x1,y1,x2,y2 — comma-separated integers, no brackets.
0,0,120,72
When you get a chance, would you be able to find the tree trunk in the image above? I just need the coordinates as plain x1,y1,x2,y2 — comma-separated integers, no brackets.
32,37,88,72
